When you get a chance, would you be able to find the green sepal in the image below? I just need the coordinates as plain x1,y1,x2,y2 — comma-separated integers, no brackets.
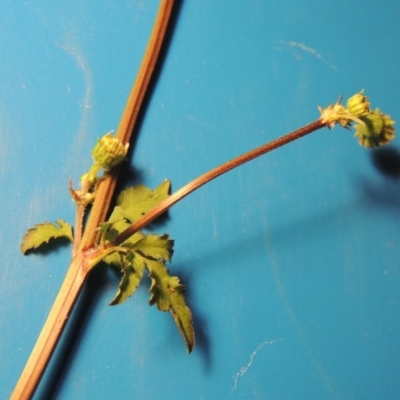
21,220,73,254
145,258,195,353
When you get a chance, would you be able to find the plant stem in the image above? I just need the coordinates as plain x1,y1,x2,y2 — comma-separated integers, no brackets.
109,119,327,247
79,0,175,251
10,256,86,400
11,2,175,399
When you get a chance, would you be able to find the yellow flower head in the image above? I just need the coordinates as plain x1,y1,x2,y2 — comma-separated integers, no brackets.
354,108,396,148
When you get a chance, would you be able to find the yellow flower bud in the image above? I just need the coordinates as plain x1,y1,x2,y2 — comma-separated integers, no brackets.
346,90,371,117
92,133,129,170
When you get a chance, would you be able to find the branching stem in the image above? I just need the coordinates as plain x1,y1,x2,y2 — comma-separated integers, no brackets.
11,1,330,398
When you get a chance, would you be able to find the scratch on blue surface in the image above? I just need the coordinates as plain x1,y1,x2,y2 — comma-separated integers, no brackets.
277,40,338,71
232,338,284,390
60,33,94,177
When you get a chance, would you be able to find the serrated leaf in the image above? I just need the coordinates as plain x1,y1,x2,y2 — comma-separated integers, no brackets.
109,254,145,305
145,258,195,353
108,180,170,223
21,220,73,254
132,233,174,262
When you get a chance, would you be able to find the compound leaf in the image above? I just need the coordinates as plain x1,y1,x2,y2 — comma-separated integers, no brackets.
145,258,195,353
21,220,73,254
97,181,193,352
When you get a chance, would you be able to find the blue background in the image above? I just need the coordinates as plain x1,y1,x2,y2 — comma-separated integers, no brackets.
1,1,400,399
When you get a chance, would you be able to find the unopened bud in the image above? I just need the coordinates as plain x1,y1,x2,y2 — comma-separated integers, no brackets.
346,90,371,117
92,133,129,170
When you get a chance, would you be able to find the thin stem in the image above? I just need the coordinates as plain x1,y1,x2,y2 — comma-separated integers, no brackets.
11,2,175,399
109,119,327,247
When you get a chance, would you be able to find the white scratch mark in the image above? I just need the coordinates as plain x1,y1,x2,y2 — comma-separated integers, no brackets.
278,40,338,71
59,33,94,178
232,338,283,390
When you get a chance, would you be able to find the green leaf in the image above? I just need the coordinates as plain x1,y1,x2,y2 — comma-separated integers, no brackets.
100,181,194,351
108,219,145,246
21,220,73,254
101,220,144,268
108,180,170,223
101,248,124,268
109,253,145,305
145,258,195,353
132,233,174,262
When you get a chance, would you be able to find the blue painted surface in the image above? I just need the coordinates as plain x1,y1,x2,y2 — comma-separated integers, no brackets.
1,1,399,399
